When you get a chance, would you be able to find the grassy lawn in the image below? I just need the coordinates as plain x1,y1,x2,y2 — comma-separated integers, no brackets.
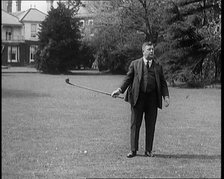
2,71,221,178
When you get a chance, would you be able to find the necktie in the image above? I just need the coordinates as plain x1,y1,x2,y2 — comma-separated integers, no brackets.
146,61,149,69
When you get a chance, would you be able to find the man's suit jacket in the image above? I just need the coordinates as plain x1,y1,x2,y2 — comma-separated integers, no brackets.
120,58,169,109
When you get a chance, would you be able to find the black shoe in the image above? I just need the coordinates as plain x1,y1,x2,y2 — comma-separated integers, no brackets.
127,151,137,158
145,151,154,157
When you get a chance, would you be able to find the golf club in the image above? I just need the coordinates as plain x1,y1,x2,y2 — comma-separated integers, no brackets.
65,78,124,99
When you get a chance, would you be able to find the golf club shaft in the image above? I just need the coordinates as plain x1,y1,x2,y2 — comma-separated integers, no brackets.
65,79,124,99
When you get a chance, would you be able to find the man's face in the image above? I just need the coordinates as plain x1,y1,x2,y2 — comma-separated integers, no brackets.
143,45,154,60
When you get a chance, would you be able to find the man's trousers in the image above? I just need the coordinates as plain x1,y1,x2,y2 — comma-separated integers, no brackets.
130,91,158,152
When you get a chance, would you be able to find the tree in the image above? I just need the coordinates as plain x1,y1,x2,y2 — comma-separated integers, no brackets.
120,0,168,43
35,1,81,74
156,0,221,86
85,0,168,73
76,41,95,69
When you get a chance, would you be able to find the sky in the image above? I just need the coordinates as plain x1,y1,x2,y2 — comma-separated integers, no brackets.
11,1,60,14
20,1,48,13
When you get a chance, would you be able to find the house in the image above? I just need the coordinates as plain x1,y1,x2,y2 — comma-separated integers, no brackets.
2,9,24,66
1,8,47,66
76,5,95,39
1,0,97,67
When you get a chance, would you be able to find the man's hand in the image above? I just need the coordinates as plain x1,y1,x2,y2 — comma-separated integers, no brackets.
111,88,121,98
164,96,170,107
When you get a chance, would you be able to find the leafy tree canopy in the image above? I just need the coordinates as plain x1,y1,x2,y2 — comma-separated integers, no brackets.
35,1,82,74
156,0,221,86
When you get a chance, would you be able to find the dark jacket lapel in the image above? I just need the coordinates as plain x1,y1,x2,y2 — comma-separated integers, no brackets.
153,61,160,87
137,58,143,82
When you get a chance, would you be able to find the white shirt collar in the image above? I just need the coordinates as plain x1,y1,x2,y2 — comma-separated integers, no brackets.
143,57,153,65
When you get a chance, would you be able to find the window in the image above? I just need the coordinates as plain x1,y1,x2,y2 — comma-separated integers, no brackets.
8,46,20,63
30,45,38,63
88,19,94,36
31,24,37,37
79,20,85,35
80,20,85,28
88,19,93,26
6,27,12,40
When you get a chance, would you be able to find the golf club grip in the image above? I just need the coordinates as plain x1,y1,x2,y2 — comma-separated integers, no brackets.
65,80,124,99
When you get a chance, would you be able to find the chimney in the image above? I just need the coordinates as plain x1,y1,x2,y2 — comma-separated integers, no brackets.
16,0,21,11
7,0,13,13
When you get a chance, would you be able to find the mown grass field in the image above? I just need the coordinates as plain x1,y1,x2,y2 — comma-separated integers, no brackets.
2,71,221,178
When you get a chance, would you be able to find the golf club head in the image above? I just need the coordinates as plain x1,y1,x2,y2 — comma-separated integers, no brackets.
65,78,69,83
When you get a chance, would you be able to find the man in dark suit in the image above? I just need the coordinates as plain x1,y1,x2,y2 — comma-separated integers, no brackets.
111,41,170,158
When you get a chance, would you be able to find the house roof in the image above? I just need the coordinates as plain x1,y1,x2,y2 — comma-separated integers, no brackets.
76,6,95,18
1,9,23,26
12,8,47,22
12,10,27,20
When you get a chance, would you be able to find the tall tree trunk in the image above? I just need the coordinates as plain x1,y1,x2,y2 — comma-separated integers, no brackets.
139,0,153,42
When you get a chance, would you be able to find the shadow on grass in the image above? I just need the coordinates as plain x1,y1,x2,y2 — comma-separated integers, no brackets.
2,70,115,76
65,70,114,76
2,71,39,74
154,154,221,159
134,153,220,159
2,88,50,98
